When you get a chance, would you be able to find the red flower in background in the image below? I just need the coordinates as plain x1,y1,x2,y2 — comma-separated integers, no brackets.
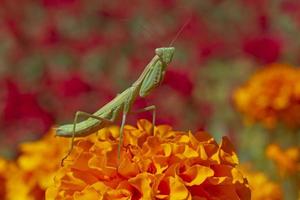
4,18,25,43
198,40,226,60
39,25,62,47
39,72,104,122
41,0,77,8
97,1,136,20
257,14,270,32
164,69,194,97
155,0,176,9
69,33,106,55
1,78,53,137
58,73,92,98
281,1,300,13
243,35,282,63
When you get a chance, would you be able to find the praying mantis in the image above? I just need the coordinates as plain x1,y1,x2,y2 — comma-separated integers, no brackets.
56,47,175,166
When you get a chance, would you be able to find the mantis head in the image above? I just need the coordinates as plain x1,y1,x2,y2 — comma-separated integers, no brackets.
155,47,175,64
139,47,175,97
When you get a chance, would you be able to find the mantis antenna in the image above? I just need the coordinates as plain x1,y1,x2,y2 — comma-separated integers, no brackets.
169,17,192,47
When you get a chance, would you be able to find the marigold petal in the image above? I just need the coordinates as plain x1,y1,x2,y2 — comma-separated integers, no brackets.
219,136,239,165
182,145,199,158
128,172,154,199
188,132,200,149
154,175,170,199
153,156,169,174
88,154,117,179
203,184,248,200
97,126,120,141
118,153,139,178
193,131,215,143
177,135,191,143
161,143,172,157
231,168,245,184
154,125,174,139
45,186,60,200
198,144,208,160
207,176,231,185
73,187,102,200
170,176,191,200
105,189,132,200
124,126,146,147
59,172,87,191
137,119,154,134
143,136,162,156
179,165,214,186
72,152,93,171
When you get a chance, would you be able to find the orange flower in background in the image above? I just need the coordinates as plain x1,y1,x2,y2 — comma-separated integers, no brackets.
0,157,32,200
266,144,300,176
4,129,69,200
0,158,9,199
239,165,283,200
46,119,251,200
234,63,300,128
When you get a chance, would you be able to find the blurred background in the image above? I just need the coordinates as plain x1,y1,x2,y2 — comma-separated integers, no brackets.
0,0,299,199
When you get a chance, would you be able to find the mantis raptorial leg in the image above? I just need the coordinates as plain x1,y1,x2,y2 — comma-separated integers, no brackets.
61,111,114,166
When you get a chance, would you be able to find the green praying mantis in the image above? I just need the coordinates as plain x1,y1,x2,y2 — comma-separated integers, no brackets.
55,18,192,166
56,47,175,166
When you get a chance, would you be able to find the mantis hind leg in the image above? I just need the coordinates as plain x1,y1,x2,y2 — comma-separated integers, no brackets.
130,105,156,134
60,111,113,167
117,105,156,163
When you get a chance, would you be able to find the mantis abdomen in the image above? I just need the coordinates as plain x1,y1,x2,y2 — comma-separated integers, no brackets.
56,87,135,137
56,112,111,137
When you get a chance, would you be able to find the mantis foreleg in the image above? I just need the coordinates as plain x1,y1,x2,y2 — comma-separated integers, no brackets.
61,111,113,166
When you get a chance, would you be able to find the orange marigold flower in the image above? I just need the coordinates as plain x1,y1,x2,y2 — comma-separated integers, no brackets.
266,144,300,176
5,129,69,200
46,119,251,200
233,63,300,128
239,165,283,200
